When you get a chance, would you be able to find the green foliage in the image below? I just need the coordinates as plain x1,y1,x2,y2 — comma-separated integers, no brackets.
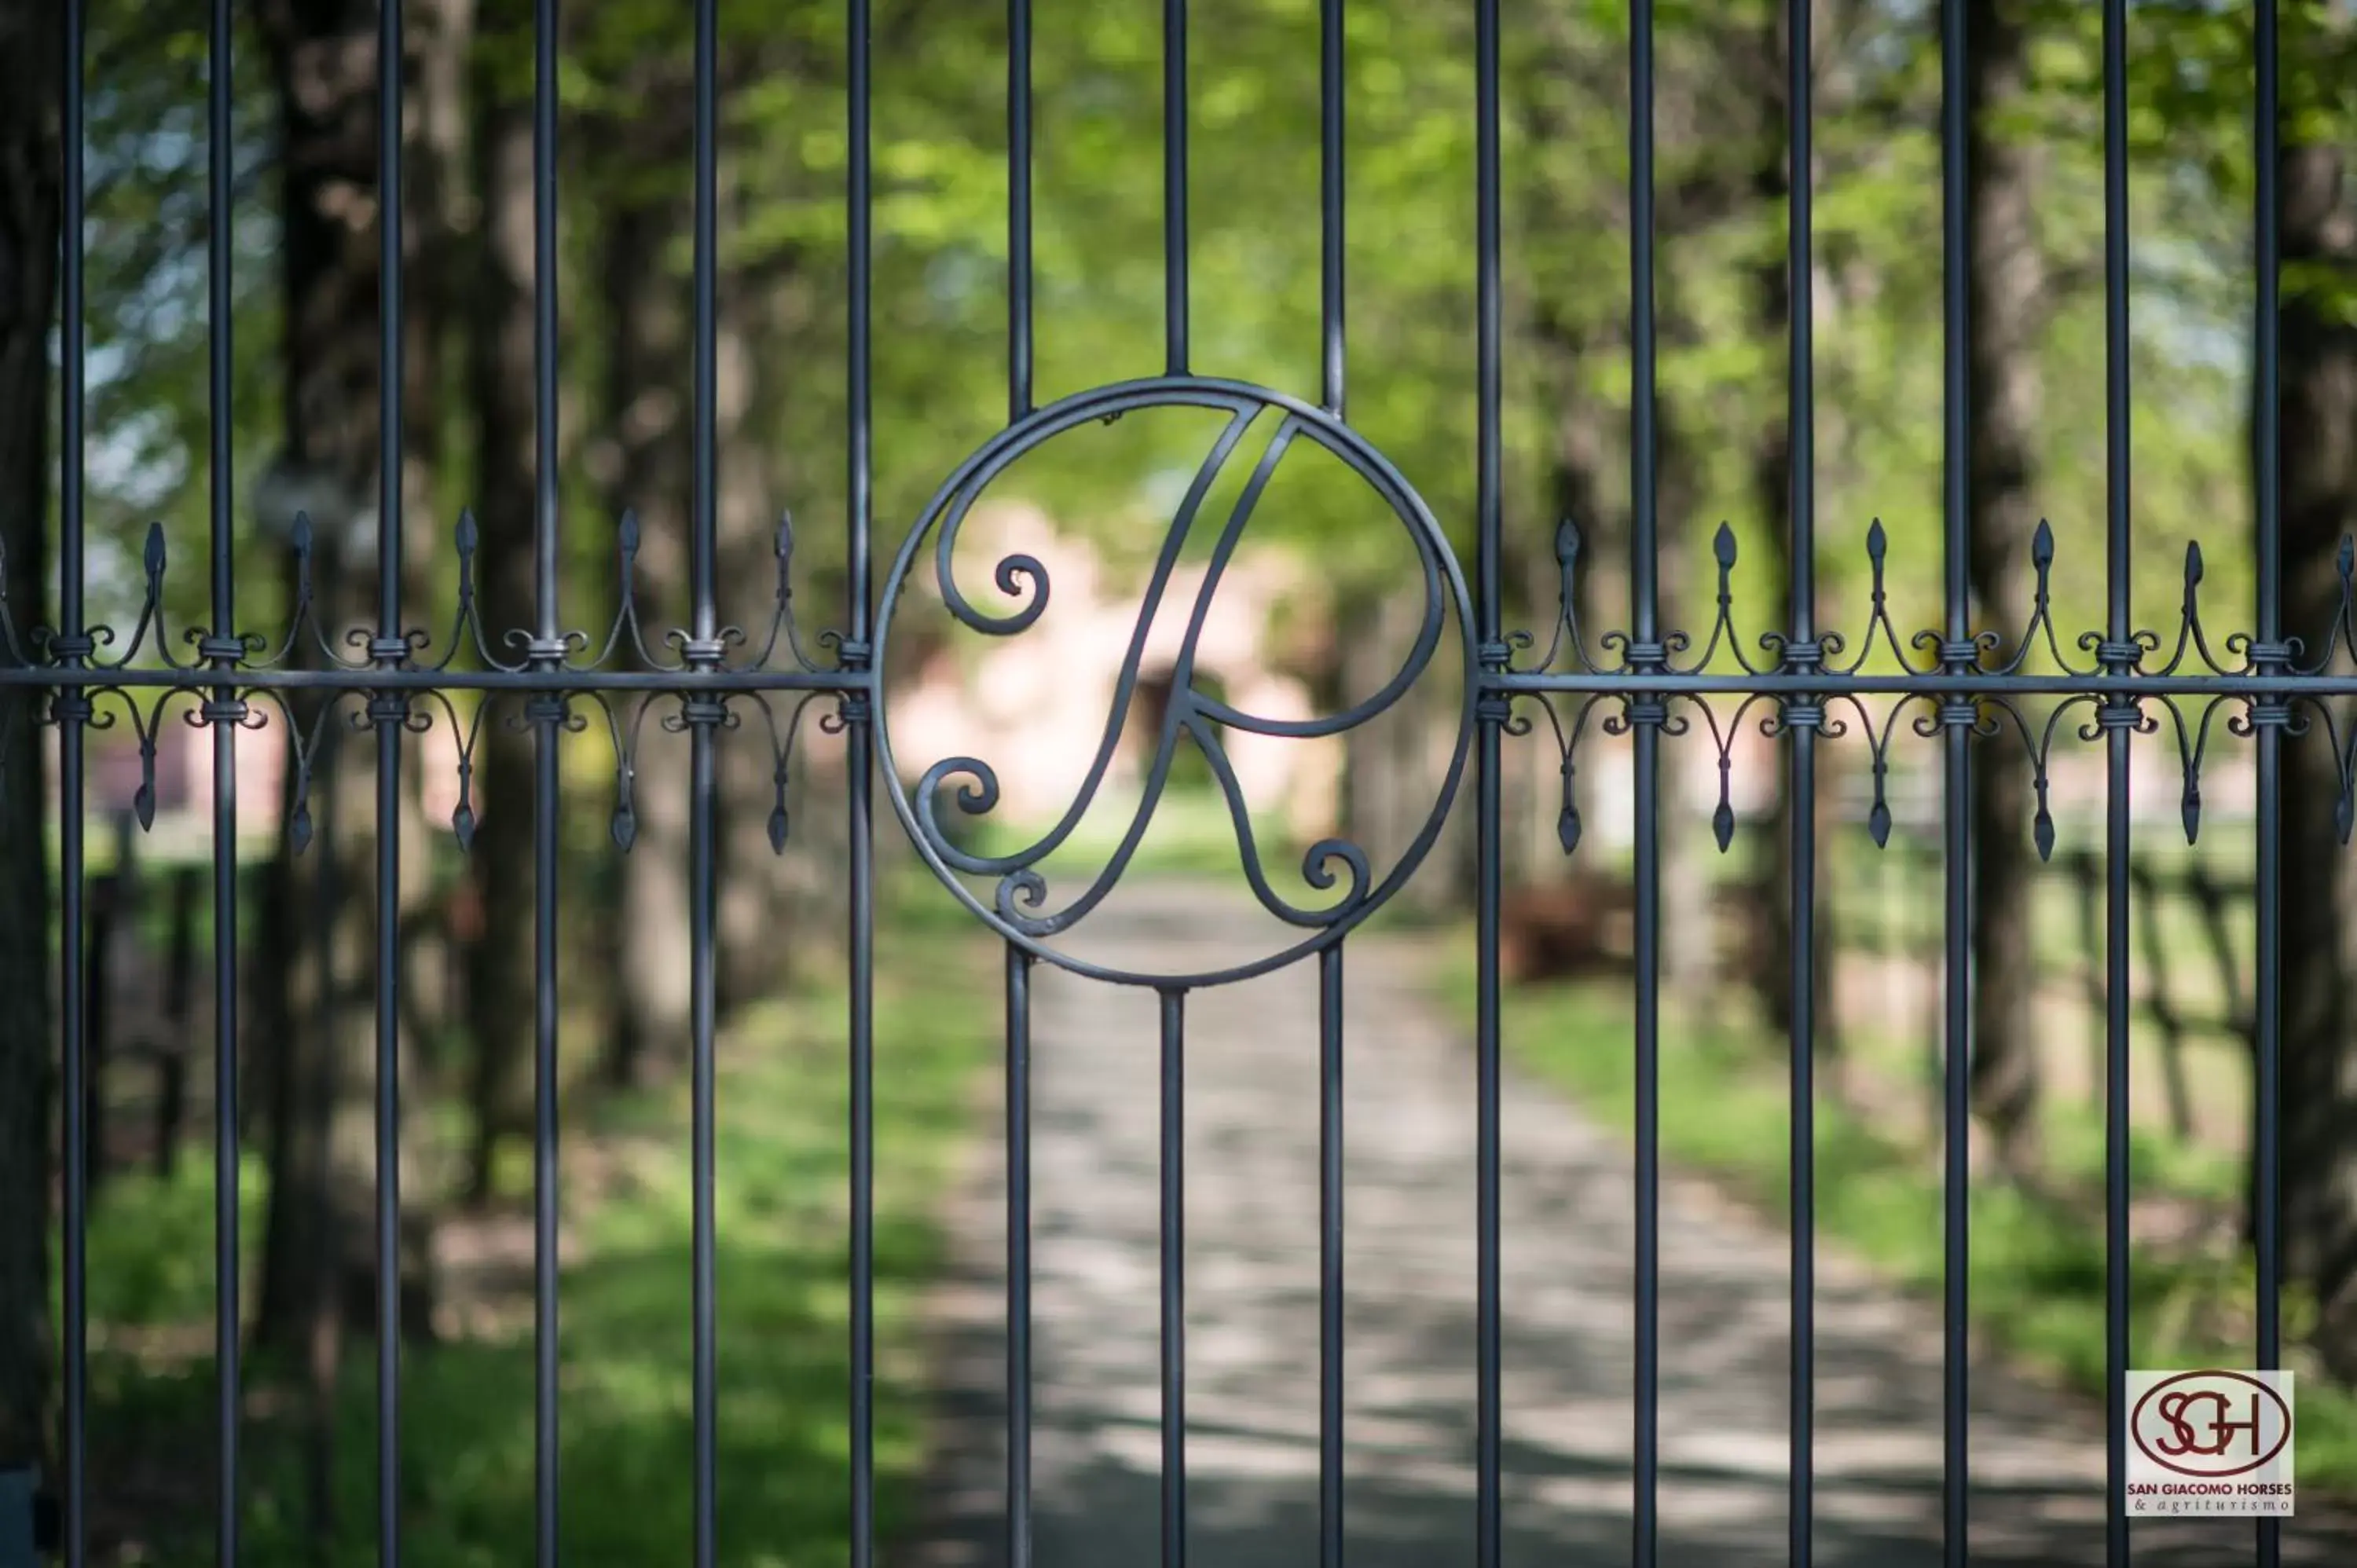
77,1157,269,1331
72,2,284,635
81,913,992,1565
64,0,2345,658
38,3,2357,1548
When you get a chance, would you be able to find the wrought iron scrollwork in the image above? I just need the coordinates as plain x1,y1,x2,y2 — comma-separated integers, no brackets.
0,501,851,857
19,405,2357,925
874,375,1476,988
1504,514,2357,861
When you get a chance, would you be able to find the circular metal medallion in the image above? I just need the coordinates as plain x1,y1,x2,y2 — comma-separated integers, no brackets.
874,376,1475,987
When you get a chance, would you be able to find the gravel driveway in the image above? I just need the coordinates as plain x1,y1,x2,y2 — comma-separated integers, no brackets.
899,881,2344,1566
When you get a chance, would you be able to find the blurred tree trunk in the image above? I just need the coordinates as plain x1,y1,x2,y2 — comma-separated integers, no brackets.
1744,0,1842,1061
1963,0,2045,1179
396,0,474,1089
2278,100,2357,1378
463,0,538,1205
714,236,806,1012
594,99,693,1089
1651,383,1713,994
254,0,439,1365
0,0,57,1475
1320,572,1464,914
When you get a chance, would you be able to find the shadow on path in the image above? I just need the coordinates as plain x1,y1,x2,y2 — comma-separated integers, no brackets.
899,881,2343,1566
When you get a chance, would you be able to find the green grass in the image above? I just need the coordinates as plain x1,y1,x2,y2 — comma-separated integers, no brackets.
1439,965,2357,1498
81,910,993,1566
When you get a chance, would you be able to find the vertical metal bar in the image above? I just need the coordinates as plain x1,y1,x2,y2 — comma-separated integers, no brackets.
691,0,718,643
208,0,236,635
1475,0,1501,651
2099,15,2129,646
690,0,721,1563
1937,2,1972,1560
530,718,561,1568
1629,2,1660,1562
846,1,878,1561
1473,744,1502,1568
373,0,407,1559
211,755,240,1563
2078,857,2104,1117
1160,988,1186,1568
2254,14,2282,646
372,711,403,1568
848,738,874,1568
1630,735,1661,1568
376,0,403,632
530,2,564,1562
1472,0,1503,1559
690,726,719,1568
2099,0,2131,1561
1787,741,1816,1567
1939,739,1969,1568
1320,0,1344,415
1008,0,1032,420
1628,0,1658,650
1164,0,1188,375
1320,946,1344,1568
848,0,871,640
1005,947,1032,1568
2250,826,2284,1545
2253,794,2281,1568
1784,0,1813,636
2252,3,2282,1564
534,0,561,636
1785,11,1817,1563
58,2,90,1560
207,0,242,1556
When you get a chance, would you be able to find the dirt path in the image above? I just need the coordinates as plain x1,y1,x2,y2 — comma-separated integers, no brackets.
901,881,2341,1566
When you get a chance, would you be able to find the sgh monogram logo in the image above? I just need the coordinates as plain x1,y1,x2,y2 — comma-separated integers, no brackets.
2124,1370,2295,1517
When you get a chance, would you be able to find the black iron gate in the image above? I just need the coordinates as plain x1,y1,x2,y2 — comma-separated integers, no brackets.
7,0,2337,1564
